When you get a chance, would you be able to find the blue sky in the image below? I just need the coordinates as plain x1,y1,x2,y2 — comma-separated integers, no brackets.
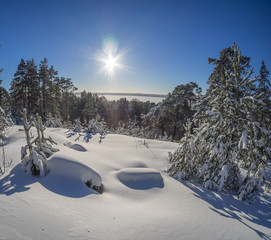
0,0,271,94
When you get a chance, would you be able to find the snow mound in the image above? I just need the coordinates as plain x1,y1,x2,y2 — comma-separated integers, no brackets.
41,157,102,197
116,168,164,190
64,142,87,152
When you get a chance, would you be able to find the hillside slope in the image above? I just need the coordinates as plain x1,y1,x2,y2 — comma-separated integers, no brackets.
0,126,270,240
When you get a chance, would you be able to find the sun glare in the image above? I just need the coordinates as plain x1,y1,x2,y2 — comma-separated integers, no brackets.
93,36,127,78
105,55,118,73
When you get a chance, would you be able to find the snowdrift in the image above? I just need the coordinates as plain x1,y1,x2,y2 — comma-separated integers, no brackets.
116,168,164,189
0,126,270,240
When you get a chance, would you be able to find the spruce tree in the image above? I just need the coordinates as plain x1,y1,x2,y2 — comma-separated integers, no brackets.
256,61,271,130
168,43,270,201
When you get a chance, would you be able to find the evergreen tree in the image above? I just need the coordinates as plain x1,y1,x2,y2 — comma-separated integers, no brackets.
118,98,129,123
10,57,78,123
0,59,10,112
96,95,108,123
74,90,88,122
10,59,39,118
0,44,2,84
10,59,27,119
256,60,271,129
143,82,201,140
82,92,97,123
39,58,58,119
51,76,63,118
168,43,270,201
25,59,39,115
21,109,58,177
0,87,9,112
208,45,250,86
58,77,77,126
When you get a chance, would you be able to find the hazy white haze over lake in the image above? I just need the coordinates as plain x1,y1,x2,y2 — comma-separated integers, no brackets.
97,93,166,103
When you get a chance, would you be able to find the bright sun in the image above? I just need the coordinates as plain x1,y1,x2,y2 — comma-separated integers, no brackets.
105,55,117,72
94,37,127,78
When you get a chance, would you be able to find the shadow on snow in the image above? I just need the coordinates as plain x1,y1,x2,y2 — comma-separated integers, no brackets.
0,159,101,198
181,180,271,240
66,131,107,144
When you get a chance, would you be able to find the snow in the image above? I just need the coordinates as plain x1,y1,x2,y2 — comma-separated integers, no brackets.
116,168,164,189
239,130,248,149
218,165,228,192
0,126,271,240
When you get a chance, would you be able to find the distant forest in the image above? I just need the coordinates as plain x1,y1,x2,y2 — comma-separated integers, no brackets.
0,43,270,142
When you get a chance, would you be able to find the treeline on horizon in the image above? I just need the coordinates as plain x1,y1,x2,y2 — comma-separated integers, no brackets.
0,43,270,142
0,57,164,134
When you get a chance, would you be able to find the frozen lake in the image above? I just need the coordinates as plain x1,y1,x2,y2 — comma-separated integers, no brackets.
97,93,166,103
75,92,167,103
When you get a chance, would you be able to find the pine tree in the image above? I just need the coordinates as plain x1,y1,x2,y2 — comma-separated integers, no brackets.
0,60,10,112
82,92,97,123
25,59,39,115
0,44,2,85
143,82,201,140
10,59,27,119
256,61,271,130
33,113,59,158
21,109,44,176
168,43,270,201
0,49,11,173
39,58,58,119
0,86,9,112
58,77,77,126
118,98,129,123
21,109,58,177
208,46,250,86
10,59,39,118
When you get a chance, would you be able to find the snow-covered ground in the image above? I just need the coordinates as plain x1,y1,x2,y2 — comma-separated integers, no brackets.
0,126,270,240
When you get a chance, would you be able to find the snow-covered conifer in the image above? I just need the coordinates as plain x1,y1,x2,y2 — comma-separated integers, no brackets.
168,43,271,200
0,105,13,173
256,60,271,131
21,109,42,176
73,118,82,132
33,113,59,158
45,113,63,128
86,115,107,134
0,106,12,136
142,83,201,141
21,110,58,177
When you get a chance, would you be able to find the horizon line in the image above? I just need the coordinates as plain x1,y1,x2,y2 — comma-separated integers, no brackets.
74,91,167,98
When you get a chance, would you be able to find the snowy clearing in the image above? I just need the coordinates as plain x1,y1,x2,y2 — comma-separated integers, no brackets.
0,126,270,240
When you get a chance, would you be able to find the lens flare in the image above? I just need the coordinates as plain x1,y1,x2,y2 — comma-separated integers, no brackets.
102,37,119,56
94,37,123,77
